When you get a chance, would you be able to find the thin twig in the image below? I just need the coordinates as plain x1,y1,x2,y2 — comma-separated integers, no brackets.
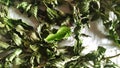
104,53,120,59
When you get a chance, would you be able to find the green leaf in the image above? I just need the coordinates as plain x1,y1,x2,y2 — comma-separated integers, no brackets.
17,2,38,18
30,56,35,68
0,5,8,17
17,2,30,11
78,0,91,14
12,33,22,46
0,0,11,6
30,5,38,18
0,41,10,49
6,49,22,62
14,57,24,65
30,45,39,52
44,26,71,43
47,7,59,19
44,34,55,43
36,53,41,64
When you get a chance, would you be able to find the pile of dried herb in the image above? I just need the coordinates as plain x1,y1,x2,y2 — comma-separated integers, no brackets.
0,0,120,68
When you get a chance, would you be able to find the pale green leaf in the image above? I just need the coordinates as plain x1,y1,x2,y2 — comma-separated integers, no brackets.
0,41,10,49
12,33,22,46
